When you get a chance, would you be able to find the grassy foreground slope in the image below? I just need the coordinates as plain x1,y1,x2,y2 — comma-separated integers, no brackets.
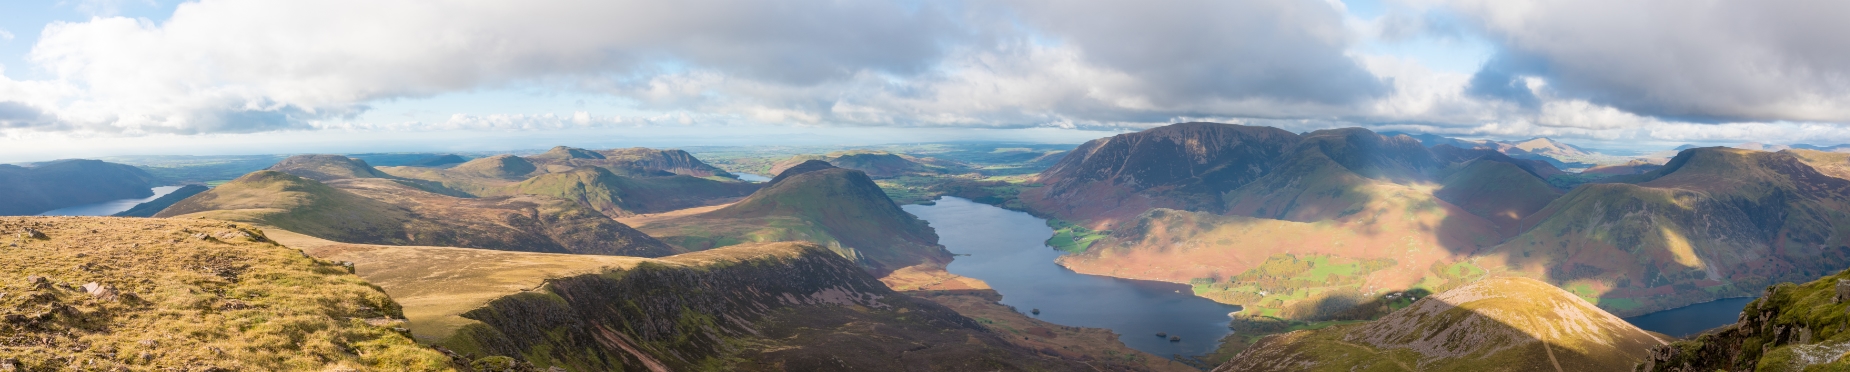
0,217,451,370
1218,277,1666,372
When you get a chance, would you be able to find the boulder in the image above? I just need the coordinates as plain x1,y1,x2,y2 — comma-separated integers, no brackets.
82,282,118,301
1835,279,1850,303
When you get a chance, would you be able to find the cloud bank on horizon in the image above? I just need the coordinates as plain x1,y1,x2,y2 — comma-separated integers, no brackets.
1,0,1849,147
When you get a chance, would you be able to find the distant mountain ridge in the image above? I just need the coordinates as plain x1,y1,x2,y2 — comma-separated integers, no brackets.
640,160,951,276
159,156,678,257
0,159,156,215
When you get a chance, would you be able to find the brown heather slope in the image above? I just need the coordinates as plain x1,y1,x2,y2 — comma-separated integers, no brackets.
0,217,451,371
158,169,678,257
1218,277,1665,372
1488,147,1850,316
302,237,1142,371
264,154,393,182
639,160,950,276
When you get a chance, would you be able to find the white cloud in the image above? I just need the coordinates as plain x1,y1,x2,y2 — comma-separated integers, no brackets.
0,29,14,42
2,0,1850,150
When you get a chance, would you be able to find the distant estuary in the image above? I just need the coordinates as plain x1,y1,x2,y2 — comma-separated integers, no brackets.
905,196,1240,358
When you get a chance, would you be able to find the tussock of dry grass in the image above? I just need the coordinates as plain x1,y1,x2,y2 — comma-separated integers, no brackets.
0,217,453,371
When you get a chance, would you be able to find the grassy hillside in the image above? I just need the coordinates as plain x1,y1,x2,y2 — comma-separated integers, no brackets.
0,217,452,370
1218,277,1665,372
0,159,156,216
641,161,949,275
157,171,416,243
499,166,757,217
265,154,393,182
1491,147,1850,316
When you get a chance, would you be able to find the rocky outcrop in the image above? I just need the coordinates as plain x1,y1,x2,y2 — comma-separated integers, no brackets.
441,242,1089,371
1638,269,1850,371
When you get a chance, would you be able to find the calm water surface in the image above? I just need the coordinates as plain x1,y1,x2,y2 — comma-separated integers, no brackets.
1623,297,1756,338
904,196,1240,357
36,186,184,216
735,173,770,182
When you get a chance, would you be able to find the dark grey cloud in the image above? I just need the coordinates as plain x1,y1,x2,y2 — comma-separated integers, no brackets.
0,101,51,129
1000,0,1387,105
1452,0,1850,123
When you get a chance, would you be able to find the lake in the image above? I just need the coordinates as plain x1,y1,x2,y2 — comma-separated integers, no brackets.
1622,297,1756,338
735,173,770,182
36,186,185,216
904,196,1240,358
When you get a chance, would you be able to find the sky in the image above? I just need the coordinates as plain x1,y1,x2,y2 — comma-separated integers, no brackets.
2,0,1849,162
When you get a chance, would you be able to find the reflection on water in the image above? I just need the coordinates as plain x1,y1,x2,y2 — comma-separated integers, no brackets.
36,186,184,216
735,173,771,182
1623,297,1756,338
904,196,1240,358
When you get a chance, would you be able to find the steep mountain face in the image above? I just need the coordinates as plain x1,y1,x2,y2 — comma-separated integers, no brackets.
1498,147,1850,316
501,166,757,217
0,217,451,370
769,151,958,178
1023,122,1300,225
640,161,949,275
1639,268,1850,371
0,159,156,215
159,170,679,257
265,154,393,182
112,184,210,217
1218,277,1666,372
1431,144,1568,179
1220,127,1445,222
433,242,1094,371
1436,159,1564,235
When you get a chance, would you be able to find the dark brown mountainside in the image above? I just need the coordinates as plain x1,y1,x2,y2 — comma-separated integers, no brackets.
1431,144,1568,179
431,242,1105,371
1023,122,1300,224
158,169,678,257
1583,159,1663,175
639,160,950,276
0,159,156,215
